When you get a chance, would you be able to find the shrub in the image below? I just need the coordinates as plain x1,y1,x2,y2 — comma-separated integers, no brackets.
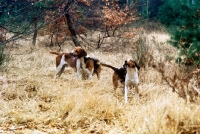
158,0,200,66
0,45,9,69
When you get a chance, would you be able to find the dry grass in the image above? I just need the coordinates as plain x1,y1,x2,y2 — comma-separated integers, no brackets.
0,33,200,134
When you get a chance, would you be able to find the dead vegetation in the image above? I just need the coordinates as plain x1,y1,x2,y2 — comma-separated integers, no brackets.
0,32,200,134
0,28,6,42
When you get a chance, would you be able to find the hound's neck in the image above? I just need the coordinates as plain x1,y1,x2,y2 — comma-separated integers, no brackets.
79,57,86,68
126,67,138,79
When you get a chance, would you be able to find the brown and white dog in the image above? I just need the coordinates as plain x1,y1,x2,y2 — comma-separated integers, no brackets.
101,60,140,103
124,59,140,103
101,63,127,90
50,47,87,78
83,56,101,79
50,47,101,79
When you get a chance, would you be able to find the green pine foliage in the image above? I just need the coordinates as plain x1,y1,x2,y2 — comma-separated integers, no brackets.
158,0,200,65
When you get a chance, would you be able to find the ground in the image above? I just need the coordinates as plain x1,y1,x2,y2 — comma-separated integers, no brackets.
0,32,200,134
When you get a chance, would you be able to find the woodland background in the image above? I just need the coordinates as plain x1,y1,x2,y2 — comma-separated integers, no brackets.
0,0,200,133
0,0,199,64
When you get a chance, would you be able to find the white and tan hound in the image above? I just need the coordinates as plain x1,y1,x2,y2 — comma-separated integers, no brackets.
124,59,140,103
50,47,101,80
101,63,126,90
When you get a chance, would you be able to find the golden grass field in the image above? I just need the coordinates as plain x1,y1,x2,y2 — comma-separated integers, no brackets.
0,32,200,134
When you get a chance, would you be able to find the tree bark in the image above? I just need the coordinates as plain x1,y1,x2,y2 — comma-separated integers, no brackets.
64,0,80,47
32,17,38,46
65,13,80,46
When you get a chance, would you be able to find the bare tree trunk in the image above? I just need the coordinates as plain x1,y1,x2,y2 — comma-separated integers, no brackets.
64,0,80,47
50,33,54,47
65,13,80,46
32,17,38,46
146,0,149,21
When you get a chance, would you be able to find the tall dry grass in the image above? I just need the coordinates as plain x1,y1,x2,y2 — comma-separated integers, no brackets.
0,32,200,134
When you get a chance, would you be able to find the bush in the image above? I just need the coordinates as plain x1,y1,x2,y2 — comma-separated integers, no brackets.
0,45,9,69
132,37,152,69
158,0,200,66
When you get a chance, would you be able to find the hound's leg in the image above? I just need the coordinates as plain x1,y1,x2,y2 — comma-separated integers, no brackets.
76,59,81,79
112,74,119,90
55,55,67,78
135,85,139,101
93,71,100,80
88,69,94,80
56,65,65,78
55,67,61,78
124,86,128,104
96,73,100,80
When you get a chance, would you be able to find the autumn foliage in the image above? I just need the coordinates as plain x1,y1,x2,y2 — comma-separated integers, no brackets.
41,0,138,48
102,6,136,27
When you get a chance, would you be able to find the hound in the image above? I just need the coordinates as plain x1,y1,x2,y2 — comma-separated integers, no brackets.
101,63,126,90
124,59,140,103
50,47,101,79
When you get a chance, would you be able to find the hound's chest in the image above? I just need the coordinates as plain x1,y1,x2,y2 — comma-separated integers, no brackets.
79,58,87,69
126,78,139,84
125,73,139,85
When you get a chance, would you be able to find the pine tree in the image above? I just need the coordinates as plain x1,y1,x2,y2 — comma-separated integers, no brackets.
158,0,200,65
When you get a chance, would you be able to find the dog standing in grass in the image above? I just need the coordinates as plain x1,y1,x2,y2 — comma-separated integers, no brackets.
101,59,140,103
50,47,87,78
50,47,101,80
101,63,126,90
124,59,140,103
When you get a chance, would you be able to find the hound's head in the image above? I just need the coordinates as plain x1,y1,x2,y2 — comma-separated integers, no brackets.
123,59,140,70
70,47,87,58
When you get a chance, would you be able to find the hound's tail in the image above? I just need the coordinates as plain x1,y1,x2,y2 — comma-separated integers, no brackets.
101,63,118,71
49,51,62,55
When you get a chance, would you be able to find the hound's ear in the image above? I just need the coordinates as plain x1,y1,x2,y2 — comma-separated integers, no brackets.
135,61,140,70
79,49,87,57
125,60,127,64
83,50,87,57
123,60,128,68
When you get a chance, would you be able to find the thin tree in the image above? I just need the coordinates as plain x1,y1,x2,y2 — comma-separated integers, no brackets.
64,0,80,46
